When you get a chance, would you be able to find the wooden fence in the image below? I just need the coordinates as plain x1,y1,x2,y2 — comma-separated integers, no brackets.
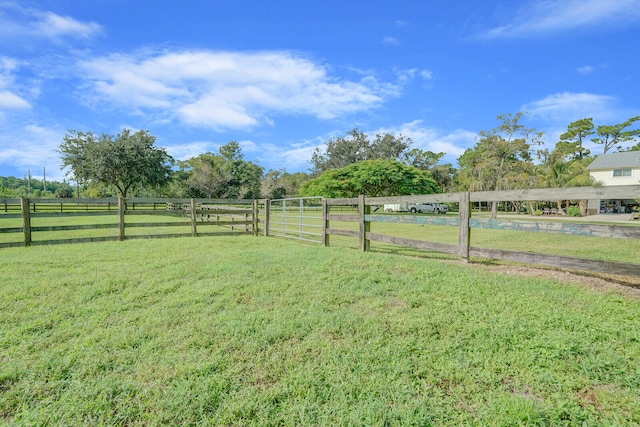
319,185,640,278
2,186,640,278
0,197,257,249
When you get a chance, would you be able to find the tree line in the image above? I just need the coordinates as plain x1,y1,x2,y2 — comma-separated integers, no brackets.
1,114,638,200
0,176,74,198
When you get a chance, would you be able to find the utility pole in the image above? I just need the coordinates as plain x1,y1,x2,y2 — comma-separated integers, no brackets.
43,167,46,194
27,169,31,194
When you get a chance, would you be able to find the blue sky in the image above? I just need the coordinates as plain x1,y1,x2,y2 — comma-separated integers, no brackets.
1,0,639,182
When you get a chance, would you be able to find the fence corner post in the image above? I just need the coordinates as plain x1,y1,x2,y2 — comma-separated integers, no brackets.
322,198,330,247
21,197,31,247
458,191,471,261
358,194,370,252
118,197,126,241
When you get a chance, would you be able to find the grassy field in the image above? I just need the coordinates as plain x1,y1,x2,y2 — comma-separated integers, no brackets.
2,236,640,425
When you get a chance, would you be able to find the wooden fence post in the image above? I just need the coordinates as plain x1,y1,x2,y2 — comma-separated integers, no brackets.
322,198,330,247
263,199,270,237
253,199,259,236
21,198,31,247
190,198,198,237
458,191,471,261
358,194,370,252
118,197,126,241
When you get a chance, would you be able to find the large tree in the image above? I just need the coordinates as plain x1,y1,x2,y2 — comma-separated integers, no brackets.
557,118,594,160
536,147,595,215
261,169,310,199
299,159,440,198
404,148,456,192
178,142,264,199
456,113,542,217
593,116,640,153
58,129,174,197
310,129,412,175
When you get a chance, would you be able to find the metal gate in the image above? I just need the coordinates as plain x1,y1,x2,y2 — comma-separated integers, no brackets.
268,197,323,243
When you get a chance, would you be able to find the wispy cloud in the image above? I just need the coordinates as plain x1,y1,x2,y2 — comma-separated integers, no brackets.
576,63,608,75
382,36,400,46
395,68,433,84
385,120,475,159
482,0,640,38
0,1,102,41
0,124,64,178
522,92,618,123
0,56,30,110
0,91,29,109
77,50,404,131
577,65,594,74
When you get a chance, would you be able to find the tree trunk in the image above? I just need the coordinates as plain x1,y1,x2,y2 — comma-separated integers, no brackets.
528,201,535,215
579,199,587,216
556,200,567,215
491,200,498,219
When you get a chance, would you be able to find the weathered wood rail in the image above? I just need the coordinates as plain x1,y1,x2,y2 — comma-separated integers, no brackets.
0,197,257,248
321,185,640,278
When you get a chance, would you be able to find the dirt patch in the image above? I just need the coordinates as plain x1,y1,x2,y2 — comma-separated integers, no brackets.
454,260,640,300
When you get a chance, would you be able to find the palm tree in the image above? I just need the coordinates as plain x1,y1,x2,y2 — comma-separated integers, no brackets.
538,150,597,215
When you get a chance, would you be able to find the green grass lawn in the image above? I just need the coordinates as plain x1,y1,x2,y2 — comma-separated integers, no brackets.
1,236,640,425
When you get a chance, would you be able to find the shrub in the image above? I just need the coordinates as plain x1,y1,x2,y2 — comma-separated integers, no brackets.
533,210,543,216
567,205,581,217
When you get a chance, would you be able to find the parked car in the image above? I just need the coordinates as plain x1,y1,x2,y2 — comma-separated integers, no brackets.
408,203,448,214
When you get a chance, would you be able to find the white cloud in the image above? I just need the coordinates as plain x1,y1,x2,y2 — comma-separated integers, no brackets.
382,36,400,46
395,68,433,84
33,11,102,39
420,70,433,80
0,56,31,110
0,124,64,179
483,0,640,38
164,141,215,161
78,50,398,130
522,92,618,123
576,63,608,75
0,2,102,41
0,91,30,109
387,120,475,158
577,65,594,74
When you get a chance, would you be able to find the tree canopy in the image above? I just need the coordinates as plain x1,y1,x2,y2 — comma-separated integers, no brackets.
299,159,440,198
557,118,594,160
261,169,310,200
456,113,542,192
176,142,263,199
58,129,174,197
310,129,412,175
594,116,640,153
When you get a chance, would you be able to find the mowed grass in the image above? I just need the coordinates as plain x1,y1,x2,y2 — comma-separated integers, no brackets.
2,237,640,426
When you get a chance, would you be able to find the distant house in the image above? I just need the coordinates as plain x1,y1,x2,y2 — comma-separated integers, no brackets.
586,151,640,214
